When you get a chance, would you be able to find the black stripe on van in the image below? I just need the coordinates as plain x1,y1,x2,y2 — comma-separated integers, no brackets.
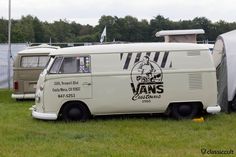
169,61,172,68
153,52,160,62
120,53,123,60
161,51,169,68
134,52,142,63
123,53,132,69
146,52,151,57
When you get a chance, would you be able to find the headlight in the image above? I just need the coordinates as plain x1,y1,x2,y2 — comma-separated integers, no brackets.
35,95,40,103
40,85,44,91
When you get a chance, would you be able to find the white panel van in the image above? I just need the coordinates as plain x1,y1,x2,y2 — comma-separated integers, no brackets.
30,43,220,121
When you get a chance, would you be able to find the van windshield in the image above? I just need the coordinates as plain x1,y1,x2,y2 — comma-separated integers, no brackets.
21,56,49,68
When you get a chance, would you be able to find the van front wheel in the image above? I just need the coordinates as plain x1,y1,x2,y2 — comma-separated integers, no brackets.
171,103,200,120
62,102,89,122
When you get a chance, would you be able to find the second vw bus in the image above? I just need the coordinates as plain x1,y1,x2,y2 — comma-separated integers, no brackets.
12,44,59,100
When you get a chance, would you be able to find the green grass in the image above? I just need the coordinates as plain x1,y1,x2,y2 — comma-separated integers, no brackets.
0,89,236,157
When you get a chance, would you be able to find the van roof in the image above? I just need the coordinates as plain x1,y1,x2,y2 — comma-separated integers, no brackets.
49,42,209,56
18,44,60,54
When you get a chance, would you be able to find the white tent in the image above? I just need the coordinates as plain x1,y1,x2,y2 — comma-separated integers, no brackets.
213,30,236,111
218,30,236,101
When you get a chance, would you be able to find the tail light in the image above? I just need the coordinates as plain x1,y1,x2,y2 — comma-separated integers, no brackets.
14,81,19,91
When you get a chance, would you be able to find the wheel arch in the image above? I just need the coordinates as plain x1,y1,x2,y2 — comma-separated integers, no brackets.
165,101,203,115
58,100,91,118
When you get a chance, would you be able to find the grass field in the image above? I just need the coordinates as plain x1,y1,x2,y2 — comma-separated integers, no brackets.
0,89,236,157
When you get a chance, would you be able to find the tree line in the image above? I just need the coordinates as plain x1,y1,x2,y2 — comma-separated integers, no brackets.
0,15,236,43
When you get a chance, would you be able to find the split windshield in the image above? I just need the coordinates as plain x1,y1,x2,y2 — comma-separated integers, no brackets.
21,56,49,68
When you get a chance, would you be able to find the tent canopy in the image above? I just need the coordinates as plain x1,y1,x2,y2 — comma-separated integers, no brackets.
218,30,236,101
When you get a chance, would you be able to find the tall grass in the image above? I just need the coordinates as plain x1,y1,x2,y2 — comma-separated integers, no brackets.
0,89,235,157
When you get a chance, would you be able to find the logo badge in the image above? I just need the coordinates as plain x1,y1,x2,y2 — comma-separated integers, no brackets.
130,55,164,102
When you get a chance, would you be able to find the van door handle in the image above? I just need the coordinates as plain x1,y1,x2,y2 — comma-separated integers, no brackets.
82,82,92,86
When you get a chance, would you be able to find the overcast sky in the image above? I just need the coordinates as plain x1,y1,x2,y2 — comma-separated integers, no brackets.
0,0,236,26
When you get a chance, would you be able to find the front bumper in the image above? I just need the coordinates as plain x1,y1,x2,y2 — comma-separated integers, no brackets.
206,105,221,114
12,93,35,99
30,105,57,120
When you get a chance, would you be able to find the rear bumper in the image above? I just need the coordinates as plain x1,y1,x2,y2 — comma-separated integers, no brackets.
12,93,35,99
30,106,57,120
206,105,221,114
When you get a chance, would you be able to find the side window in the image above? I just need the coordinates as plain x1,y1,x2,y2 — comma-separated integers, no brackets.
49,57,63,74
21,56,49,68
59,56,91,74
59,57,77,73
78,56,90,73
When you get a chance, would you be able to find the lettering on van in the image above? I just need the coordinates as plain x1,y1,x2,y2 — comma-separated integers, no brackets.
52,81,80,98
130,55,164,102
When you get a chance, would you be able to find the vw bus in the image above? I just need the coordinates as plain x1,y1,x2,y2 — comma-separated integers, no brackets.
31,43,220,121
12,44,60,100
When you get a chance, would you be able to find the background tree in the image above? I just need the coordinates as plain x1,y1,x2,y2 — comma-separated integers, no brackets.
150,15,175,41
0,18,8,42
1,14,236,43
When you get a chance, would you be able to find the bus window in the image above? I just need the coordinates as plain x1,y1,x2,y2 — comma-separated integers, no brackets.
21,56,38,68
21,56,49,68
58,56,91,74
38,56,50,67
